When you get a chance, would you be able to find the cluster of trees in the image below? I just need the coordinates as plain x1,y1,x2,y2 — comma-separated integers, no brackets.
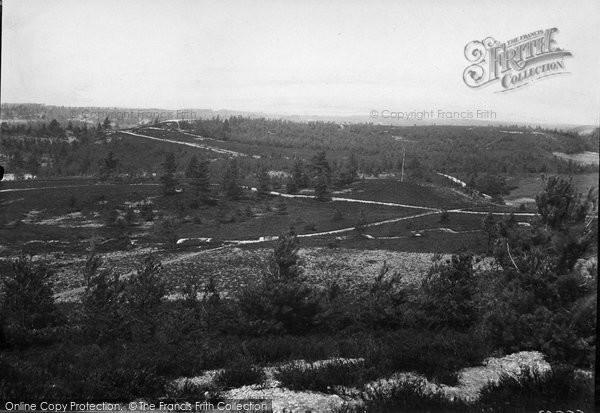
152,148,357,204
2,117,597,185
0,120,110,177
177,117,598,176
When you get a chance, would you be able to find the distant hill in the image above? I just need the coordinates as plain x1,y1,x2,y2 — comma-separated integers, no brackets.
1,103,597,132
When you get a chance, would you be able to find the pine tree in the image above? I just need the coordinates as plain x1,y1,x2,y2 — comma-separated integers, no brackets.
160,152,178,195
99,151,118,180
186,155,211,197
286,160,302,194
312,151,331,201
25,153,40,175
221,118,231,140
221,158,242,200
257,168,271,198
314,174,331,201
185,155,199,179
1,255,59,336
481,212,497,253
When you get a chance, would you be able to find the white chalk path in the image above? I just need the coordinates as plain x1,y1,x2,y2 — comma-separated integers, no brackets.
248,187,441,212
227,211,440,245
120,130,261,158
0,183,160,194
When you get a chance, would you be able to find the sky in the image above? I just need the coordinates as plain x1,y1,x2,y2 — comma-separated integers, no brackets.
2,0,599,125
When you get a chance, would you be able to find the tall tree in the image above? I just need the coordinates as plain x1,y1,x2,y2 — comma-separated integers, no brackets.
160,152,178,195
185,155,199,179
186,155,211,197
99,151,118,181
287,159,308,194
311,151,331,201
221,158,242,200
481,212,497,253
256,168,271,198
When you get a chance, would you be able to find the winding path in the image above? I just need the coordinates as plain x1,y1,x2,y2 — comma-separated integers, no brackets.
119,130,260,158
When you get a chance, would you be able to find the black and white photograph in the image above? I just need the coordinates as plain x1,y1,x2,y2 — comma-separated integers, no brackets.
0,0,598,412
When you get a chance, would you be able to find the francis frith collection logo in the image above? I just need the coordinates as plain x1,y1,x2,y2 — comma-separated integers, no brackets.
463,28,572,92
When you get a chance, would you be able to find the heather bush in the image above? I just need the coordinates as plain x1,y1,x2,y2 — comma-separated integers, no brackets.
213,358,266,389
275,359,380,393
477,364,593,412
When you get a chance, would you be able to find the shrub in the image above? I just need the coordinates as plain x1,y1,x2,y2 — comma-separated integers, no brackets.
165,379,222,404
416,254,479,331
275,359,379,393
277,198,287,215
0,255,61,345
213,359,266,389
479,176,597,366
373,330,488,385
155,217,179,249
439,209,450,224
81,254,126,342
122,256,167,340
140,202,155,221
356,377,468,412
477,364,593,413
349,262,408,329
238,231,328,334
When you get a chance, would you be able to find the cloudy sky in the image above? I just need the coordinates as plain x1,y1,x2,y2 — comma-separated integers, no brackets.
2,0,599,125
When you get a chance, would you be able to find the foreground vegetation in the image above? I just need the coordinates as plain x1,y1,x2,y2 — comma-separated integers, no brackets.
0,176,596,411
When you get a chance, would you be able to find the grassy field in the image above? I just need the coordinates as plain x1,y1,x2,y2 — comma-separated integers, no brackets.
505,172,599,206
3,178,457,259
0,175,504,301
552,151,599,165
332,179,472,209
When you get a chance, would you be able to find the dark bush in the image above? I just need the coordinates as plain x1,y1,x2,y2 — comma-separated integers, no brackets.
416,254,479,331
477,365,593,413
238,231,328,334
275,359,380,393
356,377,468,413
213,359,266,389
1,255,62,346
